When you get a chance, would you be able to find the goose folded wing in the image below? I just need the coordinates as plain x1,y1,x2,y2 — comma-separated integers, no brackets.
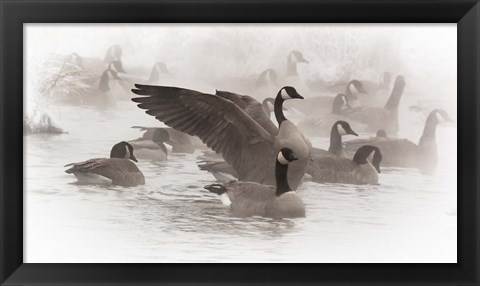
131,84,274,178
307,155,355,179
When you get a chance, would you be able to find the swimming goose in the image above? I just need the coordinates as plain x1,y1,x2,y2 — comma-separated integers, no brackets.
204,148,305,218
341,75,406,134
129,128,169,161
131,126,204,154
49,67,118,107
344,109,453,172
131,85,311,190
308,145,382,185
65,141,145,187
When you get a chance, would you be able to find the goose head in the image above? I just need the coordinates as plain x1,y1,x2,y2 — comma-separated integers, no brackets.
329,121,358,156
333,120,358,137
332,93,351,114
376,129,387,138
353,145,382,173
104,45,123,63
286,51,308,76
277,86,304,101
110,141,138,162
345,80,366,105
431,109,454,124
288,50,309,64
277,148,299,165
148,62,169,83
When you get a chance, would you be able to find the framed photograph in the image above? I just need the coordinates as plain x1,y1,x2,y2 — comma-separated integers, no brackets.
1,0,478,285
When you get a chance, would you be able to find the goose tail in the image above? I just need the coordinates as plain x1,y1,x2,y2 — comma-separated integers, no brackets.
204,184,226,195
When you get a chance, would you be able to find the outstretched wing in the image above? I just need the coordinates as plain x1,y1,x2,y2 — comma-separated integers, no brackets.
131,84,275,179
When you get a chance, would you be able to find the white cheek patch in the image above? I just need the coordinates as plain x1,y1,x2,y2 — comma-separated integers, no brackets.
341,96,347,105
337,124,347,136
349,83,358,94
367,151,375,162
277,152,290,165
267,101,274,109
124,145,131,159
281,89,291,100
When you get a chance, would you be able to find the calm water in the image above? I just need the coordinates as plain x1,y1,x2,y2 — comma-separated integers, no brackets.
24,100,457,263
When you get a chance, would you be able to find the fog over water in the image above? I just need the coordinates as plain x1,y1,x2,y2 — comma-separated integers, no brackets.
24,24,456,263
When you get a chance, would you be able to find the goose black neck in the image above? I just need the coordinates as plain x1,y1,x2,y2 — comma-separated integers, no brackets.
157,142,168,155
345,81,353,96
275,161,291,196
353,148,370,165
328,127,343,156
384,79,405,112
286,60,298,76
332,96,343,114
274,94,287,126
419,112,439,145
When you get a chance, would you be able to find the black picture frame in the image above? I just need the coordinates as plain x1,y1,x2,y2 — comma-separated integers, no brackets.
1,0,478,285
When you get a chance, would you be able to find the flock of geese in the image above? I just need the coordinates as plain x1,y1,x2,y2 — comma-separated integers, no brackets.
48,45,454,219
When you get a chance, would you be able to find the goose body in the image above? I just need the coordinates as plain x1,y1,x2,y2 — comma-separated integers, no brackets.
341,75,406,134
204,148,305,218
65,142,145,187
132,126,203,154
132,85,311,190
49,68,119,108
308,145,382,185
344,109,452,171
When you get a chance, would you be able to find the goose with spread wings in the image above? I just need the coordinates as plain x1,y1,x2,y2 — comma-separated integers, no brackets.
131,85,311,190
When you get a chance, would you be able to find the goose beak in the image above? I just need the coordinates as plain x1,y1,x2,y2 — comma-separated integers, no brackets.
291,157,299,161
292,90,304,100
130,154,138,162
